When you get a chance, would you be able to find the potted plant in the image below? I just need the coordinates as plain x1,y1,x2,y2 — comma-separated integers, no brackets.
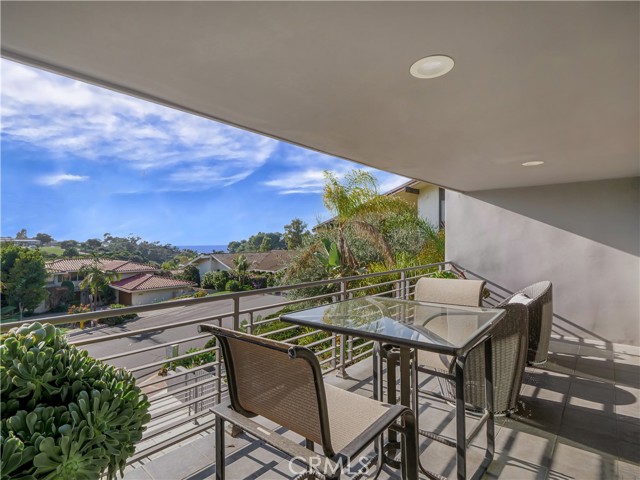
1,322,151,479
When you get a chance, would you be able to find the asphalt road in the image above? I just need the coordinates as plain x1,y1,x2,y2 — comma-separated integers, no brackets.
67,294,287,379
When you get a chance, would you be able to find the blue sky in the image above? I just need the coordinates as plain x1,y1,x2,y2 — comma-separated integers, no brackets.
0,59,407,245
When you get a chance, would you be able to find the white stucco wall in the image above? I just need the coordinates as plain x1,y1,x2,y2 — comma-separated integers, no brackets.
445,177,639,345
417,184,440,227
194,257,231,278
131,288,193,306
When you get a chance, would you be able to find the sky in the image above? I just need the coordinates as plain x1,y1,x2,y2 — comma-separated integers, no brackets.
0,59,407,245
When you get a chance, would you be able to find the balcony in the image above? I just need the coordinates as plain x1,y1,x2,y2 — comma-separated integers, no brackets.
6,262,638,479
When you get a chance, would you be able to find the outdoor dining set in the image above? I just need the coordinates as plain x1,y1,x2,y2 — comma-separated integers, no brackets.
199,276,553,480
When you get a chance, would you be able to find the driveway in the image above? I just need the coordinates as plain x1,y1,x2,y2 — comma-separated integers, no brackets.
68,293,287,379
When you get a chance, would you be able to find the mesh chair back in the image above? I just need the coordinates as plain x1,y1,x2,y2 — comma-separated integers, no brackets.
202,326,332,453
415,277,486,307
508,281,553,364
456,303,529,412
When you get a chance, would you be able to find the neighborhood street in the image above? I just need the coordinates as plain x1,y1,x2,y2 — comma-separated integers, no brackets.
66,294,287,379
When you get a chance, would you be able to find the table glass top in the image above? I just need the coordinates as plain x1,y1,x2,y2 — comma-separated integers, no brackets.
281,296,504,353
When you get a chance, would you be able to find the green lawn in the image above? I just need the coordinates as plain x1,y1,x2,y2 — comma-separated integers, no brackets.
40,246,64,256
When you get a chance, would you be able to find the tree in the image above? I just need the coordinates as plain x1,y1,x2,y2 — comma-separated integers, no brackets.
84,238,102,249
35,233,53,244
259,237,272,252
284,218,309,250
15,229,28,239
63,247,80,257
60,240,78,250
181,265,201,286
78,255,119,311
2,246,48,319
320,170,414,269
234,255,249,286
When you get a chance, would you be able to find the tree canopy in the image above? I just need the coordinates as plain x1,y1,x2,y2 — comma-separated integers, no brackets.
1,244,48,319
284,218,310,250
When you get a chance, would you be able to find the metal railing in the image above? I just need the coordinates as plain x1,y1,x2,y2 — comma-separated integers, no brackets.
2,260,512,464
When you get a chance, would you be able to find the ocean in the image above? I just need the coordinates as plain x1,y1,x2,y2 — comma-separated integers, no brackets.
177,245,227,253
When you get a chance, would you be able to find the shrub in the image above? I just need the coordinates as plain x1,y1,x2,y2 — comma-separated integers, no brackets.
211,271,230,291
201,272,217,289
193,290,207,298
0,322,151,479
67,304,90,315
225,279,241,292
180,265,200,286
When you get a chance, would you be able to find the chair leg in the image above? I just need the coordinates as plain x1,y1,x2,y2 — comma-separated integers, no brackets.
400,410,418,480
215,415,225,480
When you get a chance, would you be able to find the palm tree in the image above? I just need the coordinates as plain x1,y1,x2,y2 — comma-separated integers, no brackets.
234,255,249,286
319,170,415,269
78,254,119,311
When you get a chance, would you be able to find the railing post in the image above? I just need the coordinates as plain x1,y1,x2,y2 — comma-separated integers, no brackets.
400,271,406,299
247,312,254,335
337,280,348,378
232,296,240,331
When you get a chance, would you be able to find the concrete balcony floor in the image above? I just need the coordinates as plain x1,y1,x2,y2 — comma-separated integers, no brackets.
124,336,640,480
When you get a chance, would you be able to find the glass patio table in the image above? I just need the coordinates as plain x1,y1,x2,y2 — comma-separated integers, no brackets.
281,296,506,480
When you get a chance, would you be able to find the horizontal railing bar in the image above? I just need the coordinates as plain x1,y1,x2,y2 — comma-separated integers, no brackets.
97,334,212,361
256,324,300,338
150,392,216,421
140,361,220,391
147,377,217,403
2,261,450,332
284,329,327,344
450,263,514,295
69,314,223,347
130,346,218,373
129,419,215,464
296,335,334,349
238,291,337,316
142,408,215,441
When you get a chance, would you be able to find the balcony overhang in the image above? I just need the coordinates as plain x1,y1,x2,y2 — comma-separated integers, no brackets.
2,2,638,191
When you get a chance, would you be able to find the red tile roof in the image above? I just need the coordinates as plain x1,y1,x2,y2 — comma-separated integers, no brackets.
46,258,158,274
110,273,196,292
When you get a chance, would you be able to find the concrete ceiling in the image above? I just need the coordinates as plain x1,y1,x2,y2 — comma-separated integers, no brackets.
2,1,638,192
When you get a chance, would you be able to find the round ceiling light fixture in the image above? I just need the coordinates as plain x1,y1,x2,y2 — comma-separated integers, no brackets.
410,55,455,79
521,161,545,167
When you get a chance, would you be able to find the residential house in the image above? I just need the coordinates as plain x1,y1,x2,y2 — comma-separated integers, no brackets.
187,249,297,279
45,258,193,307
384,180,445,229
110,274,196,306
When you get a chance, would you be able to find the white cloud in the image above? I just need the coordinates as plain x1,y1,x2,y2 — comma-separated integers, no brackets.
1,60,277,190
36,173,89,186
262,149,409,195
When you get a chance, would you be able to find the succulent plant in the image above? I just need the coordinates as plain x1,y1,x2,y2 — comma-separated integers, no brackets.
1,322,150,479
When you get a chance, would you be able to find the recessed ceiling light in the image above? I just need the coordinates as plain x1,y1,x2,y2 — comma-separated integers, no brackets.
522,161,545,167
410,55,455,79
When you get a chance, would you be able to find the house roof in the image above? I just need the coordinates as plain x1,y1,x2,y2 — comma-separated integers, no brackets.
110,273,196,292
46,258,158,274
189,250,297,273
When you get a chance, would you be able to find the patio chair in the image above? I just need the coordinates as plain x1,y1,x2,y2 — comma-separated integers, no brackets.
198,324,418,480
498,281,553,365
412,277,529,414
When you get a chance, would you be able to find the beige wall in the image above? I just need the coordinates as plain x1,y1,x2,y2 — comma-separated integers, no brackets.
417,184,440,228
446,177,639,345
130,288,193,306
